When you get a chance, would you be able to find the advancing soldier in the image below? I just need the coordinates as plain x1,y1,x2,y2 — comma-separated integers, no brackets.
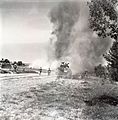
39,67,42,75
13,63,17,73
48,68,51,76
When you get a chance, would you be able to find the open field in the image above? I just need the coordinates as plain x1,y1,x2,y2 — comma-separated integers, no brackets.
0,74,118,120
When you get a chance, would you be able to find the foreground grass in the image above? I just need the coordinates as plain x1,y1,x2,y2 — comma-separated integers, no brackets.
0,77,118,120
0,79,85,120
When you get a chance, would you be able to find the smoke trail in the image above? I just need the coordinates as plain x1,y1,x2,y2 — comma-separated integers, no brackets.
49,0,112,73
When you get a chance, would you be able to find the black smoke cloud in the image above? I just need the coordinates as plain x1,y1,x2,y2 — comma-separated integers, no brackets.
49,0,112,73
50,1,80,59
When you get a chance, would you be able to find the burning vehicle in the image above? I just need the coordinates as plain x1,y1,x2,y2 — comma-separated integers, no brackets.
56,62,72,79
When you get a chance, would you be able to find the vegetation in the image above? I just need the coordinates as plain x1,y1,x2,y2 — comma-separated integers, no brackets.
88,0,118,81
94,64,107,78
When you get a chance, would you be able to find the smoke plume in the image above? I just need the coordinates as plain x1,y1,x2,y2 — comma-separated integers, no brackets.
49,0,112,73
50,1,80,59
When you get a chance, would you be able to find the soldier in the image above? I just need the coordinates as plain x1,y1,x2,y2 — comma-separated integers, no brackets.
39,67,42,75
13,63,17,73
48,68,51,76
60,62,65,72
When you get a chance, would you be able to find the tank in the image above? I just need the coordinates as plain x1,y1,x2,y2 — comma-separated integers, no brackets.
56,62,72,79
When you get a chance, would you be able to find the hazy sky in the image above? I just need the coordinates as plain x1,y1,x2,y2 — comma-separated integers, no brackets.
0,0,59,44
0,0,61,62
0,0,117,63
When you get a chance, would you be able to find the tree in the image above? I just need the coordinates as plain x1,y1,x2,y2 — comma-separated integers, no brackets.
103,41,118,81
88,0,118,81
4,59,10,63
13,61,17,65
94,64,107,78
17,61,23,66
0,58,4,62
88,0,118,39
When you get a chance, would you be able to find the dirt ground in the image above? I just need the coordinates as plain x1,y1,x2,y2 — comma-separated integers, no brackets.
0,74,118,120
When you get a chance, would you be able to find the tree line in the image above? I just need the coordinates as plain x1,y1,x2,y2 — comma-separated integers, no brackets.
0,58,25,67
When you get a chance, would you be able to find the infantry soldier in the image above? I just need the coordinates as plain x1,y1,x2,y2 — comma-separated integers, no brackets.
13,63,17,73
39,67,42,75
48,68,51,76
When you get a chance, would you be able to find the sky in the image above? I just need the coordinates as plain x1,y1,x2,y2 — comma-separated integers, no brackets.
0,0,61,63
0,0,56,44
0,0,118,64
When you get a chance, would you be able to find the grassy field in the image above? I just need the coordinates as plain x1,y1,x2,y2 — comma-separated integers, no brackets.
0,74,118,120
